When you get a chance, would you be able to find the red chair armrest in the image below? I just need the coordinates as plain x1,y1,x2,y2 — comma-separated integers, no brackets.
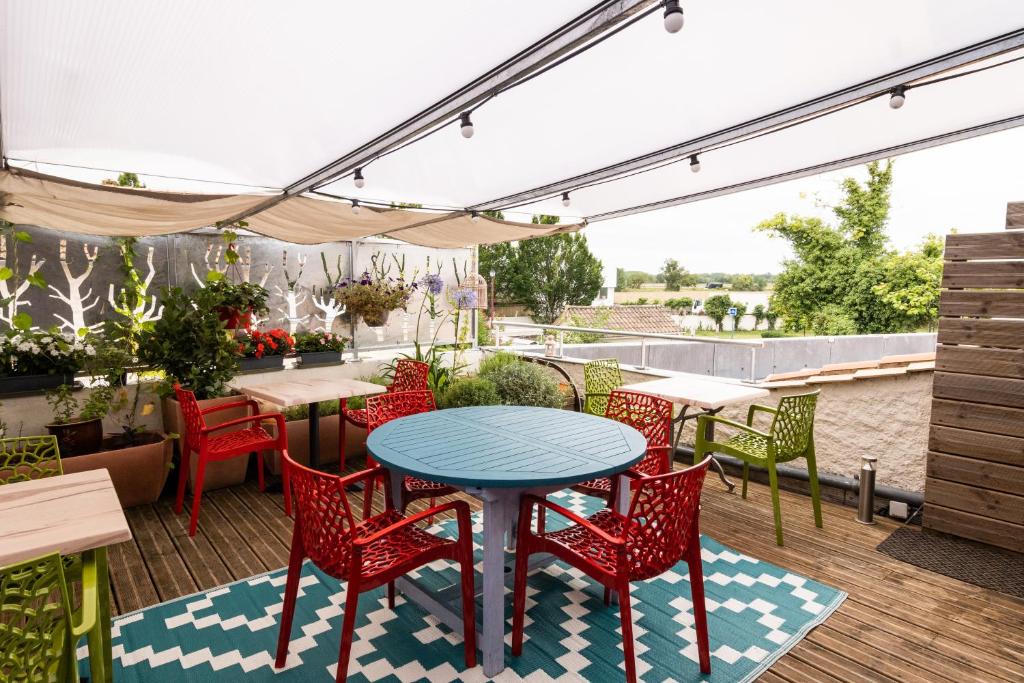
200,399,260,416
354,500,470,547
522,495,625,546
201,412,285,435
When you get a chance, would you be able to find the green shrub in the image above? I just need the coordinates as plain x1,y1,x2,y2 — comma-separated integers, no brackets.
760,330,786,338
282,399,340,421
487,362,565,409
440,377,501,408
477,351,521,379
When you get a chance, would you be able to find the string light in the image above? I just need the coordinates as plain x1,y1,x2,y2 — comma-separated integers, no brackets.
351,199,360,215
460,112,475,138
689,153,701,173
889,85,907,109
562,192,571,207
663,0,684,33
353,167,365,188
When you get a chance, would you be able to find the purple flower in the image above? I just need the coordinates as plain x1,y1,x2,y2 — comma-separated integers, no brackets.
452,288,478,309
420,273,444,296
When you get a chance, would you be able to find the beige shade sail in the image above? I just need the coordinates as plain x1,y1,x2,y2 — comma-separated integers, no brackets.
0,168,582,247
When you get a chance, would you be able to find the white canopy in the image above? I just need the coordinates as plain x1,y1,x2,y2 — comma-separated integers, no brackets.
1,0,1023,239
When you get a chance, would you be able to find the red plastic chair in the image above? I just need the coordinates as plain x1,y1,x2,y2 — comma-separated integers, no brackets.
512,458,713,683
362,389,457,521
339,359,429,472
572,389,674,500
274,455,477,682
173,384,287,537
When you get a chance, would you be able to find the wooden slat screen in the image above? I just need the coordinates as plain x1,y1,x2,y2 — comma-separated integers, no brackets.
924,230,1024,551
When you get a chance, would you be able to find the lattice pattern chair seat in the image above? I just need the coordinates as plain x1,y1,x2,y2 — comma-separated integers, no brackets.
173,384,288,537
694,390,821,546
573,390,674,500
275,456,476,682
582,358,624,416
339,359,429,472
513,459,713,683
0,435,62,484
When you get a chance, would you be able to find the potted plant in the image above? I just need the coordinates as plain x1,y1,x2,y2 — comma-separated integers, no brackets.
295,330,347,366
333,270,414,328
235,328,295,372
204,278,270,330
139,285,249,491
0,328,93,395
44,382,112,456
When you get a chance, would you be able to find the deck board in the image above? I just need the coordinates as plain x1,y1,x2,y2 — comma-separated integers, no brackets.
106,472,1024,682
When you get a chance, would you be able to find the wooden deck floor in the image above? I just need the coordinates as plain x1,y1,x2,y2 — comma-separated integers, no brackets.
107,473,1024,682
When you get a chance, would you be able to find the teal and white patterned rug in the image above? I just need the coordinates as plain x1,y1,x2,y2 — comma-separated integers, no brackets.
82,490,845,682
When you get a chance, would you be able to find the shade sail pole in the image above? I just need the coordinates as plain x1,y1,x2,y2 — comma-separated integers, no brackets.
469,27,1024,212
215,0,655,226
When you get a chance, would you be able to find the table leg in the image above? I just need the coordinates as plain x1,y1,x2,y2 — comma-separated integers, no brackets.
481,490,510,677
704,409,736,492
308,401,320,470
87,546,113,683
671,405,690,457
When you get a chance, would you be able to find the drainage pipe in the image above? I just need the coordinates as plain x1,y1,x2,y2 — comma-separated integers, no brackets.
674,446,924,507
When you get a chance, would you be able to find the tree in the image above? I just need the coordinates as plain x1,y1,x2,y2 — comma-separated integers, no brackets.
480,216,603,323
703,294,733,332
665,296,693,314
730,274,761,291
731,301,748,330
615,267,626,290
765,307,779,330
752,304,766,329
661,258,696,291
755,160,938,335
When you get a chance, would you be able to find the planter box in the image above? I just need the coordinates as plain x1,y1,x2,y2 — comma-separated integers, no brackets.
0,373,75,396
298,351,344,367
263,414,368,475
162,394,250,492
62,436,172,508
238,356,285,373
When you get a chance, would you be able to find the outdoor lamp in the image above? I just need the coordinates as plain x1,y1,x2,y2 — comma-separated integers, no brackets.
889,85,907,109
460,112,475,138
562,191,571,207
490,268,496,278
689,153,701,173
351,199,360,215
354,167,365,188
663,0,684,33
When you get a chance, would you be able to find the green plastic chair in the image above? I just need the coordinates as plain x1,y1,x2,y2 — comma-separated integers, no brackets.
694,391,822,546
0,435,63,483
0,551,104,682
582,358,623,416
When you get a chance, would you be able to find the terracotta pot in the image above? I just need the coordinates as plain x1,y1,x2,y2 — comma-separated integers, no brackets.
46,418,104,457
62,434,172,508
162,394,250,492
264,414,368,475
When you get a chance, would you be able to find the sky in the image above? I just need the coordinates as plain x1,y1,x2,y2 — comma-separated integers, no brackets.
583,125,1024,277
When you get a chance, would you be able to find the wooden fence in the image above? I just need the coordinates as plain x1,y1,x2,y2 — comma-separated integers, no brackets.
924,228,1024,552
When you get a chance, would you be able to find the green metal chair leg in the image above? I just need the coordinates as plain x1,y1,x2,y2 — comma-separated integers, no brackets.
806,444,823,529
767,460,784,546
741,463,749,499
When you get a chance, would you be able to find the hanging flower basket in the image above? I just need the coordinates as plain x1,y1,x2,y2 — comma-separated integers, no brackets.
333,271,415,330
361,307,391,328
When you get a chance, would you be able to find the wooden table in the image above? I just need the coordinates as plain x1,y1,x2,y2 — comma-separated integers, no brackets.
367,406,647,677
231,377,387,470
621,375,770,490
0,469,131,682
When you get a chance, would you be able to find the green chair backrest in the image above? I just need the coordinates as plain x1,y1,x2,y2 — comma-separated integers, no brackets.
769,391,819,462
0,436,62,485
582,358,624,416
0,553,75,682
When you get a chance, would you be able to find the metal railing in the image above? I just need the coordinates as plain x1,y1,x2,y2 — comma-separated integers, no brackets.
493,320,762,376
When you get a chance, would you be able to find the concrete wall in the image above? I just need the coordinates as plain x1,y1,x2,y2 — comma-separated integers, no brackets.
549,333,936,380
541,357,932,493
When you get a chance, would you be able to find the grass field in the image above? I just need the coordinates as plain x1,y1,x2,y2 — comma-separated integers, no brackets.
614,286,771,307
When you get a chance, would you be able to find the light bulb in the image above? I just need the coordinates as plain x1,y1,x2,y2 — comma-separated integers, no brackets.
351,199,360,215
562,192,571,207
471,211,480,222
460,112,474,138
664,0,684,33
889,85,906,109
354,167,365,188
689,153,701,173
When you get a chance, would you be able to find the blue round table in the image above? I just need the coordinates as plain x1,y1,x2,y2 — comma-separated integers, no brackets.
367,406,647,677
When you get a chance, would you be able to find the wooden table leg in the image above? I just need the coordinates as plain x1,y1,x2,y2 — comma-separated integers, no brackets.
481,489,511,677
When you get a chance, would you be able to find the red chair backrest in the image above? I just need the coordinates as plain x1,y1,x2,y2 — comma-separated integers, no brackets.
173,384,205,452
284,453,367,576
624,457,710,580
366,390,436,434
391,360,430,393
605,390,673,476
